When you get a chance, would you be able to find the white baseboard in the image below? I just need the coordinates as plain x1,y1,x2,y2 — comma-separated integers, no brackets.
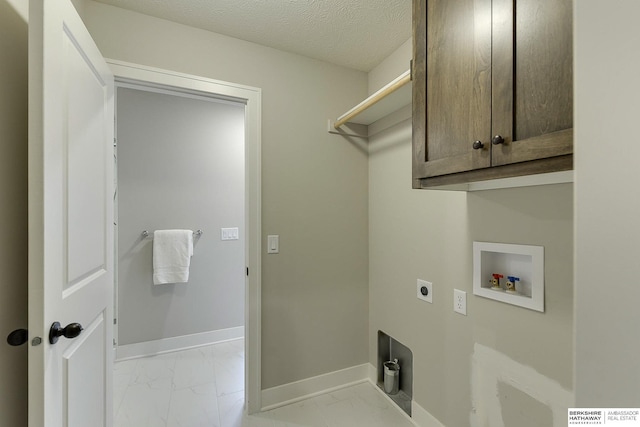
411,399,446,427
116,326,244,361
261,364,370,411
368,362,378,383
261,362,446,427
367,363,445,427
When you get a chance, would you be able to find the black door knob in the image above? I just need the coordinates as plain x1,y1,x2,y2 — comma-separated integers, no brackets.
49,322,83,344
492,135,505,145
7,329,28,346
472,140,484,150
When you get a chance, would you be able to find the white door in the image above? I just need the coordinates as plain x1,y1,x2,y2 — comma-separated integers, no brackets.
28,1,114,426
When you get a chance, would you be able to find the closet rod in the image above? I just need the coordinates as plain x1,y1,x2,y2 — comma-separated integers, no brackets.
333,70,411,129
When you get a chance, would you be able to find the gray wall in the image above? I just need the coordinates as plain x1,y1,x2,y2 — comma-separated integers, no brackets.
0,0,28,425
84,1,370,388
574,0,640,406
368,44,574,426
117,86,245,345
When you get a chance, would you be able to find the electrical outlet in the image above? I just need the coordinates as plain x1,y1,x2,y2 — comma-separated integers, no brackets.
417,279,432,303
454,289,467,315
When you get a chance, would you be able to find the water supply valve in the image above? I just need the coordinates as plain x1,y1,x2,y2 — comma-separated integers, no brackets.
506,276,520,294
490,273,504,289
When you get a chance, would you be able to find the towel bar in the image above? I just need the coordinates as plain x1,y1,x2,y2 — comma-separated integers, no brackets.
142,229,203,238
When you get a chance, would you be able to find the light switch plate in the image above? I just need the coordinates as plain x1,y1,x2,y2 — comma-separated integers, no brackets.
221,227,239,241
417,279,432,303
267,235,279,254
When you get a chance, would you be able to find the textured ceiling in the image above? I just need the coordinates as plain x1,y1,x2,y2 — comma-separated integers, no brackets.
93,0,412,72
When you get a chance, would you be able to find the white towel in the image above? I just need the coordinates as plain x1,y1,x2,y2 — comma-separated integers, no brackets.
152,230,194,285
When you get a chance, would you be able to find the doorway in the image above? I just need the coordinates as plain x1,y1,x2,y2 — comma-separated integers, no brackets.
109,60,262,414
114,82,246,355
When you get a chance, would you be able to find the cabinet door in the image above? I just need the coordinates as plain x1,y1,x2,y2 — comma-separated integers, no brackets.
491,0,573,166
412,0,492,186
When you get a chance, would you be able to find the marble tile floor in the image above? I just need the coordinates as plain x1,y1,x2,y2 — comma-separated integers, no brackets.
114,338,415,427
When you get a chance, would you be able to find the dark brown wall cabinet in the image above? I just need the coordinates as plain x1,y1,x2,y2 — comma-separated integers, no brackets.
412,0,573,188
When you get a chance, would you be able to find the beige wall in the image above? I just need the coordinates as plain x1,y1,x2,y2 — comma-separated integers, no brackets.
368,47,574,426
82,1,370,389
367,37,412,95
0,1,28,425
9,0,631,422
574,0,640,406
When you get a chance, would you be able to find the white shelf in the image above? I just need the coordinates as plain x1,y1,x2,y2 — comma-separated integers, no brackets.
473,241,545,312
329,70,411,136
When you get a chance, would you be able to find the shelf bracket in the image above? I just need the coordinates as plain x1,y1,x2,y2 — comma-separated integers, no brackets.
327,119,368,139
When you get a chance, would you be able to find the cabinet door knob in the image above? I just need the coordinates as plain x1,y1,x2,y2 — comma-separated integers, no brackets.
472,140,484,150
492,135,505,145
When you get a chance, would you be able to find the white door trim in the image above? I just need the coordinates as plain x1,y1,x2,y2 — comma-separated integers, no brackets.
106,59,262,414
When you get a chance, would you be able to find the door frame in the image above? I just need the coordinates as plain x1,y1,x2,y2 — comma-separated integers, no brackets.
107,59,263,414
